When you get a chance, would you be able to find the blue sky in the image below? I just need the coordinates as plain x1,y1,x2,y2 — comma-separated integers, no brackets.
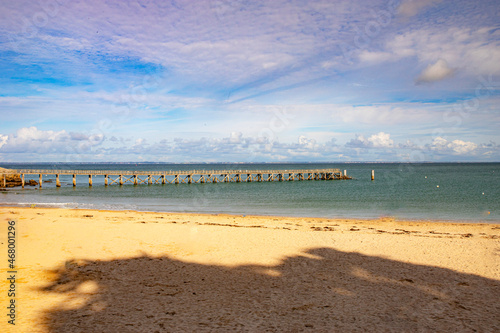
0,0,499,162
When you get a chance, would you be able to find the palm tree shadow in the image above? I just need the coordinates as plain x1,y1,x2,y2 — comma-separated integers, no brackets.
40,248,499,332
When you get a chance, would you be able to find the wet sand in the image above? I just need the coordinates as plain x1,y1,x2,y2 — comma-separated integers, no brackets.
1,207,499,332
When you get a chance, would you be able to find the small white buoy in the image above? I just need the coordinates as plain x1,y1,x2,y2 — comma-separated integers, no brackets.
436,185,439,188
425,176,427,179
482,192,485,195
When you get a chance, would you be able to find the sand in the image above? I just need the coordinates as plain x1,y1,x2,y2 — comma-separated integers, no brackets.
1,207,499,332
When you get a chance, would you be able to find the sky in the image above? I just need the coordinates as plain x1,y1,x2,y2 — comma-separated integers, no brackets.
0,0,499,163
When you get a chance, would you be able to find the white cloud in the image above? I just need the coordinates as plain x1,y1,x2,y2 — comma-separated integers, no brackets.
1,127,498,162
15,126,68,142
429,137,478,155
360,26,500,77
91,133,343,162
416,59,455,83
298,135,316,149
346,132,394,148
0,135,8,149
369,132,394,148
0,127,104,154
229,132,243,144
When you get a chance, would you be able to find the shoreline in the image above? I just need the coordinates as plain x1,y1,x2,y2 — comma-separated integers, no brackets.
3,206,500,231
1,203,499,224
1,206,499,332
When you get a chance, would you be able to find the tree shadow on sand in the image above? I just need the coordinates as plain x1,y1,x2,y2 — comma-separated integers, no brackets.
40,248,499,332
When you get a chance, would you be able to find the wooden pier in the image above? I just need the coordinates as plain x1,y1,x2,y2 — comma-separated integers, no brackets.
3,168,351,188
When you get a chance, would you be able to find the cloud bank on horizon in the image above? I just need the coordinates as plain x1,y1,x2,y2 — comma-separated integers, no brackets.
0,0,499,162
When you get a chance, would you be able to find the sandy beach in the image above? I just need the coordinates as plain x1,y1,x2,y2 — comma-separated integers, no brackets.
1,207,499,332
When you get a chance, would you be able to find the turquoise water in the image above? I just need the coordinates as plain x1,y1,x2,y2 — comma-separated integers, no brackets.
1,163,499,222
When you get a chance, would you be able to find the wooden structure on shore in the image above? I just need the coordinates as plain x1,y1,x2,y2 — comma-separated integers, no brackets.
3,168,351,188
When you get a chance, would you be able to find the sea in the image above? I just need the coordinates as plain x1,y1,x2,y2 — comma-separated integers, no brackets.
1,162,499,223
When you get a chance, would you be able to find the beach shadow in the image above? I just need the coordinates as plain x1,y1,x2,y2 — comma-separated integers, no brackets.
40,248,499,332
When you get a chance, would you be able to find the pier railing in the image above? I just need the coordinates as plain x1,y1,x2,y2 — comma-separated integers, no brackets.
12,168,341,176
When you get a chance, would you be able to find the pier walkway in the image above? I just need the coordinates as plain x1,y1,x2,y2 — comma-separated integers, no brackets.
2,168,351,188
